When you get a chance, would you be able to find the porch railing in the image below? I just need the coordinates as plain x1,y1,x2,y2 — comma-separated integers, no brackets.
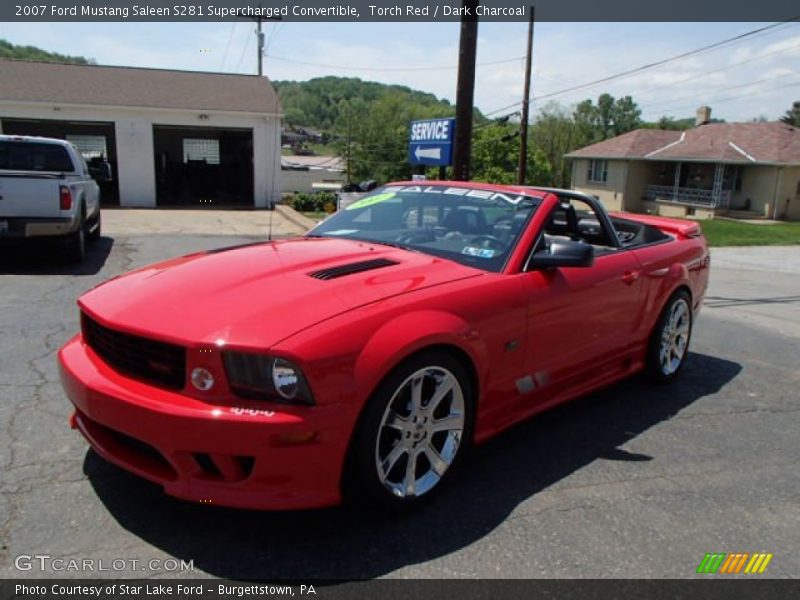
645,185,731,208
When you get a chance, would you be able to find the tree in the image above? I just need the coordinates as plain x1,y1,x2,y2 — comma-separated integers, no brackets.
530,102,578,188
0,38,93,64
467,122,553,186
571,94,642,143
779,101,800,126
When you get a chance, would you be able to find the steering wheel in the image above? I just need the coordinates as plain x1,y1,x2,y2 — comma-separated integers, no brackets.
469,235,506,252
395,230,435,244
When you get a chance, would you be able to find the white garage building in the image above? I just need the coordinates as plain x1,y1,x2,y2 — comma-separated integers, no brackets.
0,59,282,208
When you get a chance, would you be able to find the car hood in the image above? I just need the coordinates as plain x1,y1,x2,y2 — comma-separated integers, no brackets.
79,237,483,349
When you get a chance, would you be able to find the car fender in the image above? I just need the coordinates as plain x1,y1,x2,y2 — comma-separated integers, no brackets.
645,261,692,333
352,309,489,408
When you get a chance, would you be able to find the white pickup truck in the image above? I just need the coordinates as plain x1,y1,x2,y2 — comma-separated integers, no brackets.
0,135,102,262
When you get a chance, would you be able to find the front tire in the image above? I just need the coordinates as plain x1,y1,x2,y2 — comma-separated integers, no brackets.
347,350,474,511
646,289,693,383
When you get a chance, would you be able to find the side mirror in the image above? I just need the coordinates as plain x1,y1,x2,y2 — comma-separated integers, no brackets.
88,161,113,183
527,240,594,270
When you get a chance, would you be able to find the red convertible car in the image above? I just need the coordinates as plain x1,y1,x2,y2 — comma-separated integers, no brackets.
58,182,709,510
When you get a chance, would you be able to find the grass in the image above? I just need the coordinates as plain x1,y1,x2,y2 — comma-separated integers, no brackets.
697,219,800,246
300,211,329,221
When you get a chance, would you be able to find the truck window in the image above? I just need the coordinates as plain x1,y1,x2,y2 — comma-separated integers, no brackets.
0,141,75,172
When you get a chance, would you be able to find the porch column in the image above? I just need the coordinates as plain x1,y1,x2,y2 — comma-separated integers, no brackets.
673,162,682,202
712,163,724,208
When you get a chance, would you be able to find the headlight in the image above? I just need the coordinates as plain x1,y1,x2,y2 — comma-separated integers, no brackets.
222,352,314,405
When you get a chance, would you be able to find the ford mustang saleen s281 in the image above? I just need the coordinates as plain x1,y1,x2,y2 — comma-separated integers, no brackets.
58,183,709,510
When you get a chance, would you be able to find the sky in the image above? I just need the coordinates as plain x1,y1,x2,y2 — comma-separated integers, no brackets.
2,21,800,123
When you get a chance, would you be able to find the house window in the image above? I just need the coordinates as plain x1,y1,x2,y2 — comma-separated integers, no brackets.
182,138,220,165
587,159,608,183
66,135,108,160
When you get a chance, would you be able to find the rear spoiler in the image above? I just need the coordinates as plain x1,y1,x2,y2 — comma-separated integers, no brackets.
610,212,703,239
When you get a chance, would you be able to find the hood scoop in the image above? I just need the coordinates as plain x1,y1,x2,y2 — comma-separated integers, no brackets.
309,258,399,280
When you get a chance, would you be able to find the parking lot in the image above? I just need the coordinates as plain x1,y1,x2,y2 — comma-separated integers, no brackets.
1,211,798,580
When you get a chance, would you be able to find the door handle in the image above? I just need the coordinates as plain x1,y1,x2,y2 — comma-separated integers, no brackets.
622,270,640,284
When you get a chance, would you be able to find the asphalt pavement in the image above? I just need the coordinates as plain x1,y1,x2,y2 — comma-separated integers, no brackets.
0,223,798,580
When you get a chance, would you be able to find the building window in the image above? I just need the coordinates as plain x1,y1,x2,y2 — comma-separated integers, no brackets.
66,135,108,160
587,159,608,183
183,138,220,165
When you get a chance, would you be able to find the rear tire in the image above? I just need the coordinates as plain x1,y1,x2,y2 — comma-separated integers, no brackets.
88,211,101,241
346,350,475,512
646,289,693,383
66,214,86,263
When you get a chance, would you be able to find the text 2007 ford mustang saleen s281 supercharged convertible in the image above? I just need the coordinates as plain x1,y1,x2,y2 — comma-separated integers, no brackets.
59,182,710,510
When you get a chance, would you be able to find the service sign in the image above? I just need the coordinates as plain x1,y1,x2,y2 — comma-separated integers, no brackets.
408,118,455,166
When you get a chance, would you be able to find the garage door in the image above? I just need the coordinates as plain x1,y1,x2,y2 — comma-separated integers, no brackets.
0,118,120,206
153,125,254,207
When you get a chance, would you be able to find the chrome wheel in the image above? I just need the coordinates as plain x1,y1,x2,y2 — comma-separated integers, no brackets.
374,366,465,499
659,298,691,376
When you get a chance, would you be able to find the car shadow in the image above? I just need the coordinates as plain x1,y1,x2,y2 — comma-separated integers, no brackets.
84,351,741,581
0,236,114,275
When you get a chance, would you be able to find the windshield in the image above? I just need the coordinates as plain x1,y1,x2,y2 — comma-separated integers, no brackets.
308,184,541,272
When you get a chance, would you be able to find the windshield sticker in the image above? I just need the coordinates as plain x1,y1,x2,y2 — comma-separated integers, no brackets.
384,185,531,205
462,246,497,258
345,192,397,211
323,229,359,236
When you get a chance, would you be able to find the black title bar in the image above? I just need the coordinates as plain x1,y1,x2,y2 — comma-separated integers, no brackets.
2,1,798,22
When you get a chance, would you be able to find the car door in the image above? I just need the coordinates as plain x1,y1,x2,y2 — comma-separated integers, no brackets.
520,197,644,401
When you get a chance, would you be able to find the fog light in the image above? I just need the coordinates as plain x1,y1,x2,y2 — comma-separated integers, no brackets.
191,367,215,391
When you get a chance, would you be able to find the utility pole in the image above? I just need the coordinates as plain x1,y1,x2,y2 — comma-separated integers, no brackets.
517,6,535,185
256,16,264,76
346,105,352,184
247,7,281,76
451,0,480,181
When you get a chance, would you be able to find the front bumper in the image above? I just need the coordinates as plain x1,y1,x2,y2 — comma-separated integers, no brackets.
58,335,355,510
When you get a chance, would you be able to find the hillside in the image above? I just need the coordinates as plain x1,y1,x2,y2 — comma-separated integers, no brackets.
0,39,94,64
273,76,480,132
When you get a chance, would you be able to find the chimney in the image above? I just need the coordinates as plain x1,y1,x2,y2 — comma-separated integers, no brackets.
696,106,712,127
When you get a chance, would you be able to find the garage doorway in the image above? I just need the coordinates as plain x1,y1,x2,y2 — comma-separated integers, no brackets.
152,125,253,207
0,117,120,205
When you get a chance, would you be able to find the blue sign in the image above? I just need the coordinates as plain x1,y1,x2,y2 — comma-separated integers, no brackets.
408,118,455,166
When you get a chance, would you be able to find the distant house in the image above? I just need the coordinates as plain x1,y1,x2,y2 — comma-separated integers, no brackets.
566,107,800,221
281,155,346,193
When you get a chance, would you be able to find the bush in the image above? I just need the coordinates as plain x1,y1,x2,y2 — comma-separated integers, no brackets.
286,191,337,213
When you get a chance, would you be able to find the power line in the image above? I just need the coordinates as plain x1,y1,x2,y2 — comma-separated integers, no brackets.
631,41,800,100
265,54,526,72
219,21,237,72
642,79,800,117
642,71,800,113
481,19,799,119
234,24,255,73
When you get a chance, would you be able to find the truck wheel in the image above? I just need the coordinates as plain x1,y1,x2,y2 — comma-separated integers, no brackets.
66,216,87,263
88,211,101,241
646,289,693,383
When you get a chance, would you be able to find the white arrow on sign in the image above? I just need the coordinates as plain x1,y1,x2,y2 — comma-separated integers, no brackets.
414,146,442,160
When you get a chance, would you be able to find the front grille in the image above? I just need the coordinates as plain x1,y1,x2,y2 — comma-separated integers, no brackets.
81,313,186,390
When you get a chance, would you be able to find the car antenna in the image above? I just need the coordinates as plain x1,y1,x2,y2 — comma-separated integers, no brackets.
267,200,274,242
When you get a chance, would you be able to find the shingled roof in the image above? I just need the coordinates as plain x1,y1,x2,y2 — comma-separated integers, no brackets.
0,59,281,115
566,122,800,165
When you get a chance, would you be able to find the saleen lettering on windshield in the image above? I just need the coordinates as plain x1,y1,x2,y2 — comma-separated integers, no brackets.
59,183,709,510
